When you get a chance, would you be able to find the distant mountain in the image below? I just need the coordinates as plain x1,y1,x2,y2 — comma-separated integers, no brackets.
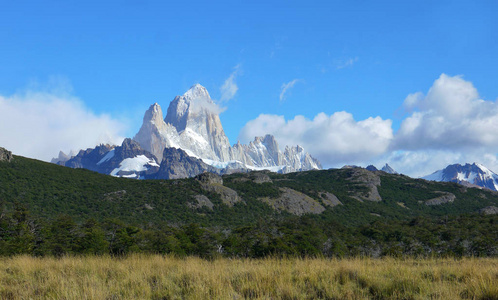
366,163,397,174
422,163,498,191
365,165,378,172
133,84,321,173
54,84,321,179
381,164,397,174
64,138,160,179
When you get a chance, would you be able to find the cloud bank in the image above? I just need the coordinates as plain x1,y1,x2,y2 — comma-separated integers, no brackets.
239,74,498,176
395,74,498,151
0,91,126,161
239,112,393,165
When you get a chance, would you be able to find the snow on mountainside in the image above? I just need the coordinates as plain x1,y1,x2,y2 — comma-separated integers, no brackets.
133,84,321,173
110,155,159,179
422,163,498,191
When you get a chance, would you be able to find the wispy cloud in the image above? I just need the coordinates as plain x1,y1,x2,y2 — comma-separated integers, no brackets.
279,79,300,102
220,64,241,102
335,57,359,69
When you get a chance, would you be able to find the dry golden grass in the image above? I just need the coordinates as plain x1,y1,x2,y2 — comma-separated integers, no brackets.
0,255,497,299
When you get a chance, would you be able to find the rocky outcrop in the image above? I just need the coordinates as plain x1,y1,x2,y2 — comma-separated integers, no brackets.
261,187,325,215
346,168,382,202
425,192,456,206
319,192,342,207
195,172,242,207
479,205,498,215
189,195,214,210
250,172,272,184
0,147,13,162
195,172,224,185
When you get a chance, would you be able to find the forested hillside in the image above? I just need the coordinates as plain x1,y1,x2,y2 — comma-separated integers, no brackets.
0,155,497,257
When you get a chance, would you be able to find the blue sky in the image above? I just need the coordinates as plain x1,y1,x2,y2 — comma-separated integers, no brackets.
1,0,498,176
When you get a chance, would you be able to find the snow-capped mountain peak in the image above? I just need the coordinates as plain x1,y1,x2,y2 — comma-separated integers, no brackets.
133,84,322,174
55,84,322,179
183,83,210,100
422,162,498,191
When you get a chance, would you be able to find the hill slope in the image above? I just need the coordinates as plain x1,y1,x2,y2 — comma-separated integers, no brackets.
1,156,497,227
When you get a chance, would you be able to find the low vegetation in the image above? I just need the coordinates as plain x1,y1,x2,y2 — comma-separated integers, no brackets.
0,255,496,299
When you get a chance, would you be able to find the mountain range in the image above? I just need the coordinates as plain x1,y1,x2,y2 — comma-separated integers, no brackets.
49,84,498,193
53,84,321,179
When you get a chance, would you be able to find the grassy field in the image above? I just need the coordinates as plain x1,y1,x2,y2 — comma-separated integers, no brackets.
0,255,497,299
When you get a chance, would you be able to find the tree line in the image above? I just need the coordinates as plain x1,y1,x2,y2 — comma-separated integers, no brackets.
1,203,496,258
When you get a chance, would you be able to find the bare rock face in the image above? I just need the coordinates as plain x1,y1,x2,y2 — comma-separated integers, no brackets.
195,172,223,185
250,172,272,184
195,172,242,207
479,206,498,215
261,187,325,215
153,148,219,180
165,84,232,162
425,192,456,206
133,103,181,162
189,195,214,210
319,192,342,207
346,168,382,202
0,147,13,162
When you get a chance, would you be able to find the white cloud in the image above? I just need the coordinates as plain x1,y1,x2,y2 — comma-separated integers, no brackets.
279,79,300,102
240,74,498,177
0,91,126,161
239,112,393,167
191,96,227,115
395,74,498,151
220,64,241,102
402,92,424,112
